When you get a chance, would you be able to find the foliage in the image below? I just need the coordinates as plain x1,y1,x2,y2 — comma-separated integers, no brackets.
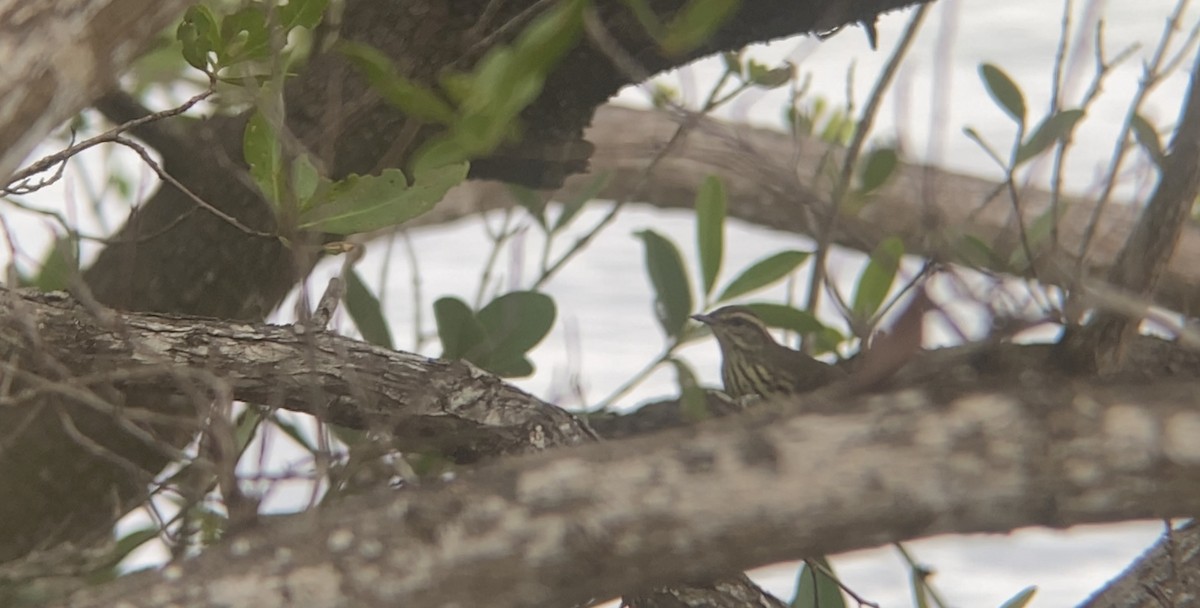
8,0,1193,604
435,292,557,378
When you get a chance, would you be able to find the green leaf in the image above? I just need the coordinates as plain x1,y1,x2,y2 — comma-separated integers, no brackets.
1131,113,1166,167
955,234,1000,268
340,42,457,125
1016,109,1085,165
111,527,159,563
717,250,811,302
620,0,664,38
747,62,792,89
219,7,271,65
695,175,726,297
292,154,321,204
552,171,610,232
979,63,1026,125
852,236,904,320
743,303,826,335
998,586,1038,608
299,162,468,234
481,353,534,377
233,407,263,452
33,237,79,292
791,558,846,608
812,324,847,355
670,358,709,421
636,230,694,340
507,184,547,229
279,0,330,30
721,50,743,76
477,291,556,377
963,126,1004,166
661,0,741,55
85,526,160,582
177,5,221,71
243,110,284,205
345,270,394,349
858,147,898,194
434,296,488,360
412,0,584,170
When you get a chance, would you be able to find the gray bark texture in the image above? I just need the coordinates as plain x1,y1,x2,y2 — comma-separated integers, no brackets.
12,288,1188,607
1,0,1196,607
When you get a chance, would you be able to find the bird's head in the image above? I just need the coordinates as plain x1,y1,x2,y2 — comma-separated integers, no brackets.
691,306,780,353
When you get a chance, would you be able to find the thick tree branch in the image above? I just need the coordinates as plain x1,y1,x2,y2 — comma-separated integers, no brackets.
0,0,931,566
1080,521,1200,608
413,104,1200,322
0,288,1197,607
55,357,1200,607
0,289,594,461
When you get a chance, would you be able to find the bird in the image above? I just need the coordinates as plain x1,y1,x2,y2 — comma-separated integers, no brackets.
691,306,846,400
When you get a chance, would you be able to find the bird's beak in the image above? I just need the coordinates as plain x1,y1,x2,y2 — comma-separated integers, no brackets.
691,313,714,325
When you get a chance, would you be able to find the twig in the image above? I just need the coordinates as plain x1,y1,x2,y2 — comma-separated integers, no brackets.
1066,34,1200,370
4,87,214,193
1075,0,1200,266
113,136,278,239
806,4,930,342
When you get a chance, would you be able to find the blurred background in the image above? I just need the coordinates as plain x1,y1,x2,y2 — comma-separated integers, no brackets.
7,0,1193,604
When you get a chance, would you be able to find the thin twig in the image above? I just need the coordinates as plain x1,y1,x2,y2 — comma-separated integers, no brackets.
806,5,930,342
1076,0,1199,266
4,87,214,193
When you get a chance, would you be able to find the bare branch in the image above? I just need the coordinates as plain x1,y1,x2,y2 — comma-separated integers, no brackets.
58,362,1200,608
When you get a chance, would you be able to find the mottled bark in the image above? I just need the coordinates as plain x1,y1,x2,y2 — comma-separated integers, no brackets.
0,0,931,594
53,345,1200,607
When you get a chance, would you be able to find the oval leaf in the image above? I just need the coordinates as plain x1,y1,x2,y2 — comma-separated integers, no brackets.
979,63,1026,125
717,250,811,302
344,270,394,349
1016,109,1085,165
553,171,610,232
279,0,330,30
743,302,826,335
477,291,556,358
853,237,905,320
1131,113,1166,167
998,586,1038,608
299,162,468,234
636,230,694,339
243,110,284,205
32,236,79,292
695,175,726,297
340,42,457,125
791,558,846,608
479,354,535,378
507,184,548,230
858,146,898,194
660,0,739,55
434,296,487,360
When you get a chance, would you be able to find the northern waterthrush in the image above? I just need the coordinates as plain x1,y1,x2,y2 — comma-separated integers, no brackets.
692,306,845,399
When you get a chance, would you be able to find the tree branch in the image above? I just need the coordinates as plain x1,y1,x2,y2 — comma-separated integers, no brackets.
53,349,1200,607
